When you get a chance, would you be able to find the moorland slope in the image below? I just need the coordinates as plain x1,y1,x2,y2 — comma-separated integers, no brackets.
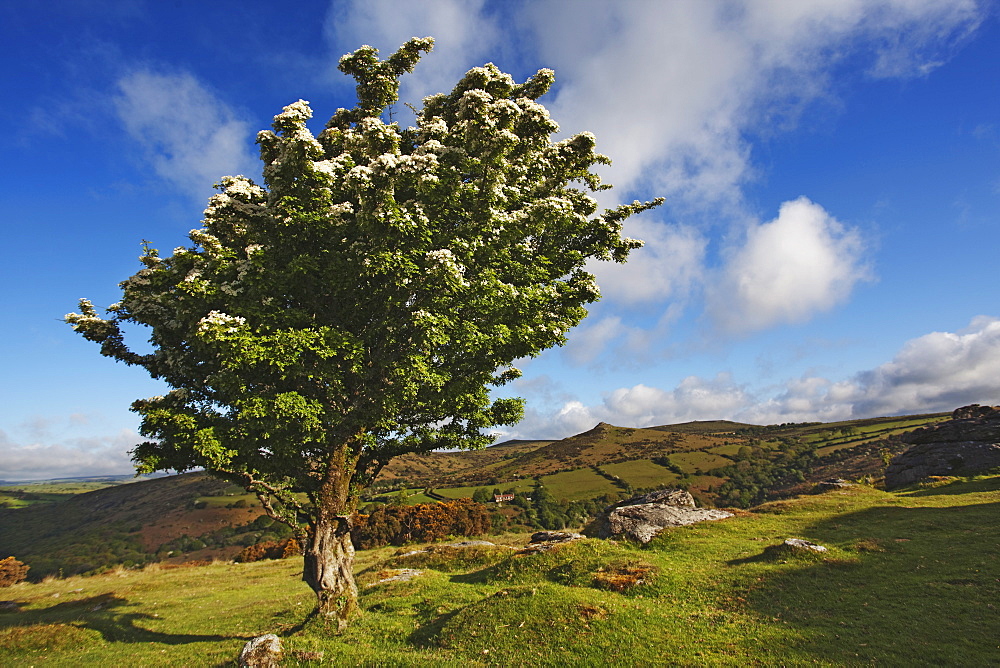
1,473,997,665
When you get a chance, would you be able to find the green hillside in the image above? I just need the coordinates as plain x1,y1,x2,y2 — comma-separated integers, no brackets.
2,474,997,666
0,410,954,580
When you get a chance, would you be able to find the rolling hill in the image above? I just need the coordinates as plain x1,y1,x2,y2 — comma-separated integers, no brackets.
0,409,953,579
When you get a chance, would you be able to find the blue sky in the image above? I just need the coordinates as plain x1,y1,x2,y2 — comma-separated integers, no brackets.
2,0,999,480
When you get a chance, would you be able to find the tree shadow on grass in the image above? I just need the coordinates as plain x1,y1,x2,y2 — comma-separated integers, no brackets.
407,607,464,649
0,593,242,645
895,475,1000,497
730,500,1000,665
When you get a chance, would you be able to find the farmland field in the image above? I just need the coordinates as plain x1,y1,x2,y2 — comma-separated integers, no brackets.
670,451,733,473
539,468,620,501
600,459,681,490
705,443,746,457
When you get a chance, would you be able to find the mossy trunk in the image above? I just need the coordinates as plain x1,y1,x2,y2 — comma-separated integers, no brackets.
302,514,358,631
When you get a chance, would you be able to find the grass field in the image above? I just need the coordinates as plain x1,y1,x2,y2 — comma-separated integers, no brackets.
538,468,620,501
195,492,260,508
2,475,997,666
704,443,746,457
670,451,733,473
0,480,140,508
0,490,74,509
432,479,538,500
600,459,681,490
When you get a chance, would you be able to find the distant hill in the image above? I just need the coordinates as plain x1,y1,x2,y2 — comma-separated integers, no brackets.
0,409,955,579
0,473,167,488
648,419,758,434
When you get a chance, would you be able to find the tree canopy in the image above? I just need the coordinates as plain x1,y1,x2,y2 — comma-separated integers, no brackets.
66,37,661,626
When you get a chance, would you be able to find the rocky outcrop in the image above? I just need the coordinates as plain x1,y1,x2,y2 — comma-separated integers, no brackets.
587,489,732,544
529,531,584,544
813,478,854,492
885,405,1000,489
519,531,585,553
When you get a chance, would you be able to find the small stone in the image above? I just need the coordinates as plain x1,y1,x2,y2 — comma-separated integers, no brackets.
814,478,854,492
292,650,324,661
528,531,583,544
366,569,424,587
238,634,283,668
783,538,827,552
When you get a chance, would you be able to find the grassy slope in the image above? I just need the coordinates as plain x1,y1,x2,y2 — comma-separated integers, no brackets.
2,475,997,666
375,439,555,486
0,474,262,575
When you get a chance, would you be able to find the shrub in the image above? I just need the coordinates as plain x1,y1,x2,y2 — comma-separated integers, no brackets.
591,559,658,592
352,498,491,549
234,538,300,563
0,557,29,587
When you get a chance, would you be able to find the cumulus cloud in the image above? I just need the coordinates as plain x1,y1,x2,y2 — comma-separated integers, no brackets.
525,0,981,205
500,374,752,441
0,428,140,482
589,221,707,306
114,70,256,201
741,317,1000,423
603,376,753,426
709,197,871,333
504,316,1000,440
845,315,1000,416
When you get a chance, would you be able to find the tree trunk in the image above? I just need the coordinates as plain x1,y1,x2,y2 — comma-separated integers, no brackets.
302,514,358,631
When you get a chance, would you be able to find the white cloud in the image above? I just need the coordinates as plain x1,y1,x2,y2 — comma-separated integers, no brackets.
740,318,1000,423
114,70,256,201
0,428,140,482
846,315,1000,416
709,197,871,333
564,316,628,367
505,316,1000,440
500,374,752,441
524,0,981,205
326,0,501,111
590,221,706,306
603,376,752,426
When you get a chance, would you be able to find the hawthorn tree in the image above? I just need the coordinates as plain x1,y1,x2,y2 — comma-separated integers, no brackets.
66,37,661,628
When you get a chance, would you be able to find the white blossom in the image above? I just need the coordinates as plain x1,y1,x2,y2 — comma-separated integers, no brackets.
220,176,265,200
426,248,466,282
189,229,222,254
418,116,448,139
347,165,373,185
415,139,444,155
203,193,231,217
458,89,493,118
197,310,246,334
329,202,354,217
275,99,312,124
373,153,400,170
